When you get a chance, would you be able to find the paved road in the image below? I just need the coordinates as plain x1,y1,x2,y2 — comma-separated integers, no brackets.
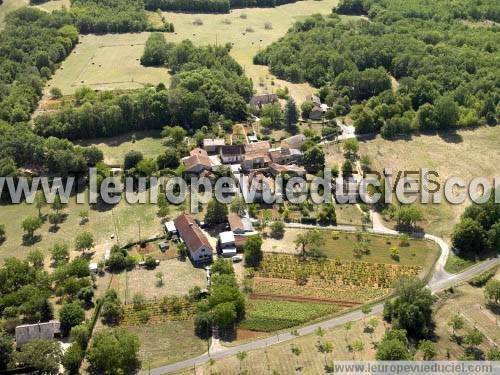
141,213,500,375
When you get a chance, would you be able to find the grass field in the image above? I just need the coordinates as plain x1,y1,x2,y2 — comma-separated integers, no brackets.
160,0,338,104
358,126,500,237
47,33,172,95
0,189,162,263
125,320,207,370
77,130,165,166
261,228,439,268
111,259,206,303
240,299,340,331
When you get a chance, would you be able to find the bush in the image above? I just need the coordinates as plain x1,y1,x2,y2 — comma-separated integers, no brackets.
264,22,272,29
144,256,157,269
468,270,495,287
245,26,254,32
59,302,85,336
193,18,203,26
62,343,84,373
132,293,146,310
49,87,62,99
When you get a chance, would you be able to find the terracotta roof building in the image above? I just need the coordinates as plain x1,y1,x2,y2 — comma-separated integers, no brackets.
183,148,212,174
174,213,213,264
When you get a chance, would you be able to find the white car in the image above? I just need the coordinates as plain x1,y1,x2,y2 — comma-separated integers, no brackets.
232,255,243,263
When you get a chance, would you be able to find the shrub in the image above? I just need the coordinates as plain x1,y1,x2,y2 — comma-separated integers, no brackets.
49,87,62,99
193,18,203,26
245,26,254,32
240,13,247,19
264,22,272,30
468,270,495,287
132,293,146,310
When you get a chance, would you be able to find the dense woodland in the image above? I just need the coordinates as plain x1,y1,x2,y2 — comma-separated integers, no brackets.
254,0,499,137
0,8,103,176
35,40,252,139
144,0,298,13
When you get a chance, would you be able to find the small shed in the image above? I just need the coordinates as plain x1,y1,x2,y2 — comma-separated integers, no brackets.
89,263,98,273
104,249,111,261
15,321,61,349
159,242,169,251
221,247,237,258
164,221,177,235
219,231,235,249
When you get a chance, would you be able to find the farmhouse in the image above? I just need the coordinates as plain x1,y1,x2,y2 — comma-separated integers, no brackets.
220,144,245,164
203,138,225,154
249,93,278,110
281,134,307,150
309,105,325,120
242,141,271,171
269,147,303,164
269,163,306,177
228,212,253,234
174,213,213,264
15,321,61,348
183,148,212,174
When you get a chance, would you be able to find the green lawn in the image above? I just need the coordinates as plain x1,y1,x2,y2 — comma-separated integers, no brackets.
77,130,165,166
125,320,207,370
240,299,340,332
0,189,162,263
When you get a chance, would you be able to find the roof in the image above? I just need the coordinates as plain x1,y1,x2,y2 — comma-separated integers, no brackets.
248,135,258,142
183,153,211,171
203,138,225,147
249,93,278,107
281,134,306,150
165,220,176,233
15,321,61,348
220,144,245,157
174,213,213,255
269,163,306,175
190,148,208,157
220,231,235,244
228,212,244,232
244,141,271,162
234,235,247,248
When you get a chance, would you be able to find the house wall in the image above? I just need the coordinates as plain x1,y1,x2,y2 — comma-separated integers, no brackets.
191,245,213,263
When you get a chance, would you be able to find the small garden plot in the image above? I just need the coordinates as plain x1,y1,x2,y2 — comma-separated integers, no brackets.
240,299,339,332
121,297,196,326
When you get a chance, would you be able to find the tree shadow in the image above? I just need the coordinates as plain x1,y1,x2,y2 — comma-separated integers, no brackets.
438,130,463,144
91,199,119,213
22,234,42,246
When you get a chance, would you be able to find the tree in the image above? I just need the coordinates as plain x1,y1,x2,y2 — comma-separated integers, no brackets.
50,242,70,266
435,96,459,129
236,351,247,373
211,302,237,328
205,199,228,226
448,314,464,338
79,209,89,224
418,340,436,360
316,340,333,365
244,235,263,267
230,197,247,216
451,218,487,255
270,221,285,239
101,290,124,326
34,191,46,218
124,150,143,170
487,347,500,360
211,258,235,275
485,279,500,305
383,277,435,338
140,32,168,66
62,343,83,373
75,231,95,254
343,138,359,159
394,205,423,229
284,98,299,129
59,301,85,335
15,339,62,374
87,329,140,374
376,330,412,360
49,87,62,99
51,194,66,214
301,100,314,119
294,230,324,259
463,328,484,351
317,203,337,226
27,249,44,269
303,146,325,172
70,324,90,348
156,271,164,287
0,331,13,370
0,224,5,244
351,339,364,360
21,216,42,240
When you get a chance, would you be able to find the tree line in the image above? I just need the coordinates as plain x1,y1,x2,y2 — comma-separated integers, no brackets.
37,41,252,140
254,0,499,138
144,0,298,13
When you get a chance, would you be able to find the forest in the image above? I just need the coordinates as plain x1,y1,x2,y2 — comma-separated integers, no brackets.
144,0,298,13
0,8,102,176
254,0,499,137
34,40,252,139
70,0,149,34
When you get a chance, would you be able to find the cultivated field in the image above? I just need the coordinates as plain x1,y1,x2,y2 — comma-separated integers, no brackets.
47,33,171,95
77,130,165,166
159,0,338,104
358,126,500,237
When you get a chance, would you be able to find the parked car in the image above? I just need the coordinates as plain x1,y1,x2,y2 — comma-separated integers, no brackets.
232,255,243,263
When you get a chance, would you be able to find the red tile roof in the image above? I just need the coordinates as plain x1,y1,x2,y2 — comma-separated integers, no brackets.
174,213,213,255
228,212,244,232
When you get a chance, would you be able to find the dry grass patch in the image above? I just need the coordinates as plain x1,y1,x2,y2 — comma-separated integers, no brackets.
358,126,500,237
